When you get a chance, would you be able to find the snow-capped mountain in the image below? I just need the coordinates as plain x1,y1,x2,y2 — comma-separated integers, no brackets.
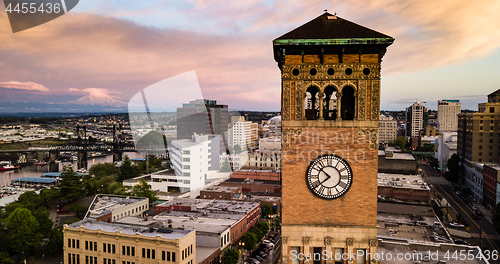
72,89,126,107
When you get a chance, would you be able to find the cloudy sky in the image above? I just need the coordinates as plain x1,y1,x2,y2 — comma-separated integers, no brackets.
0,0,499,111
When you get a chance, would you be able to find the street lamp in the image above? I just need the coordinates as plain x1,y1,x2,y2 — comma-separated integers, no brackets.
239,241,245,263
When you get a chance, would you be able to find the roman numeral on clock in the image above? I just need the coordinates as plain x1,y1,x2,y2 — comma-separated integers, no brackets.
310,180,320,189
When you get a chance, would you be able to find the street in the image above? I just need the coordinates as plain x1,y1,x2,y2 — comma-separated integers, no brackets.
419,161,500,253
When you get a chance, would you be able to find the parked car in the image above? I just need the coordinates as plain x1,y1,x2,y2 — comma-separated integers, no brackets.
263,239,272,244
475,210,483,216
247,258,259,264
253,255,263,262
449,222,465,228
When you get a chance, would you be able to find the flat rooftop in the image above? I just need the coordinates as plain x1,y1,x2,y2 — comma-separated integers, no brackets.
161,198,259,214
157,210,246,221
378,173,429,190
224,178,281,185
86,195,148,218
378,151,415,161
68,219,192,240
202,186,241,193
114,215,233,234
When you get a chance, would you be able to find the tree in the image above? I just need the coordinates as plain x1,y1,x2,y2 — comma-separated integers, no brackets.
262,204,273,217
273,215,281,230
493,203,500,234
221,248,239,264
89,162,117,178
253,221,270,241
7,208,42,254
67,204,88,219
117,156,139,182
240,232,258,250
131,180,158,203
389,136,406,151
0,252,13,264
39,226,63,255
444,154,460,184
58,166,85,201
233,145,242,154
220,158,232,172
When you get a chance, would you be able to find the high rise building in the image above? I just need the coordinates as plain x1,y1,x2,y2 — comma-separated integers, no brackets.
458,89,500,164
274,12,393,263
228,116,252,151
405,101,427,138
379,115,397,144
437,100,461,131
176,99,228,154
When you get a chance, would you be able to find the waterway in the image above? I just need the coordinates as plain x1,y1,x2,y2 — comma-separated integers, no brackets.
0,152,143,188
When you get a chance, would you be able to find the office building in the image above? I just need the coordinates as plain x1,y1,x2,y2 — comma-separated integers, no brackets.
379,115,397,144
406,101,427,138
176,99,228,154
437,100,461,131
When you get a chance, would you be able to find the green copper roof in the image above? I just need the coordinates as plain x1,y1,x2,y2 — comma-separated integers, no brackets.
274,12,394,46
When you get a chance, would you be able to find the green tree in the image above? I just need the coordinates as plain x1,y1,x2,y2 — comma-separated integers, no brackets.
131,180,158,203
117,156,139,182
262,204,273,217
33,211,53,239
253,221,270,241
444,154,460,184
0,252,14,264
233,145,242,154
220,158,232,172
58,166,85,201
67,204,88,219
7,208,42,254
389,136,406,151
89,162,117,178
240,232,258,250
273,215,281,230
221,248,239,264
39,226,63,255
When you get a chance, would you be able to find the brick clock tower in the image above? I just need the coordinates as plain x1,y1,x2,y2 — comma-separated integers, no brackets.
273,13,393,264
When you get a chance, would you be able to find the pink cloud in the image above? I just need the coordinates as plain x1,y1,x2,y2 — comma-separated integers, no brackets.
0,81,49,92
0,0,499,110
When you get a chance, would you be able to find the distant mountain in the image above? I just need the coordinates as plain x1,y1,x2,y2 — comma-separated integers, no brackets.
0,101,127,114
72,90,127,107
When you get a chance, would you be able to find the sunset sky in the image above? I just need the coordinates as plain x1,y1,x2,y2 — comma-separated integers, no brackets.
1,0,500,111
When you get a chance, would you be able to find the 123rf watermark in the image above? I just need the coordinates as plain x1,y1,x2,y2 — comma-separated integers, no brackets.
289,249,499,262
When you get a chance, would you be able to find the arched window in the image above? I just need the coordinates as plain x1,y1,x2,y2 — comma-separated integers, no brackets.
323,86,338,120
341,86,355,120
305,86,320,120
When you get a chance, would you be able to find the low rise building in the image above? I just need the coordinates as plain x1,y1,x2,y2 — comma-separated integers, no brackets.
64,219,195,264
199,186,242,200
85,195,150,223
259,137,281,151
377,173,430,201
154,198,260,245
463,162,484,204
379,115,397,144
241,150,281,171
378,147,417,174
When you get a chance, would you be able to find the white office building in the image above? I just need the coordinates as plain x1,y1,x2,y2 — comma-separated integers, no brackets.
437,100,461,132
406,101,427,138
163,134,220,192
228,117,252,151
379,115,398,144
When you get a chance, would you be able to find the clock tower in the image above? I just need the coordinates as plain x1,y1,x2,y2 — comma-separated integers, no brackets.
273,13,393,264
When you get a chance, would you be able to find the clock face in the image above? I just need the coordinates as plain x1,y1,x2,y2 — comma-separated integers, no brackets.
306,154,353,199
